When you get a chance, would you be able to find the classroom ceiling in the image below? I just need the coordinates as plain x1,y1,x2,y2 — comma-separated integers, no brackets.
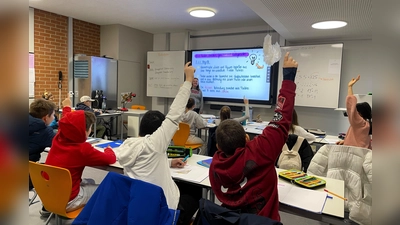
29,0,372,41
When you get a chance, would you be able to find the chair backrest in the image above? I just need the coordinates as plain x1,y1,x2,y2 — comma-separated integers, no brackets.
207,126,218,157
172,123,191,146
131,105,146,110
28,161,76,218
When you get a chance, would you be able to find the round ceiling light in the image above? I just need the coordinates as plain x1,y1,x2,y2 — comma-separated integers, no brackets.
312,21,347,29
189,8,215,18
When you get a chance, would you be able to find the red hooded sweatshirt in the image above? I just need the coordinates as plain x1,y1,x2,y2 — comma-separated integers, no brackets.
209,80,296,221
45,107,116,201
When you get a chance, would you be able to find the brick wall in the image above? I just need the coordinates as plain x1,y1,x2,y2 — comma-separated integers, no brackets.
73,19,100,56
33,9,100,106
34,9,68,106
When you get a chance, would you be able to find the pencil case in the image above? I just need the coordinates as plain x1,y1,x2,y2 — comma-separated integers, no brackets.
278,169,307,181
167,146,192,158
293,175,326,189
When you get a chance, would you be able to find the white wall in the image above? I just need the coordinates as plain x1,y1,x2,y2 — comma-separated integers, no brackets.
101,24,153,109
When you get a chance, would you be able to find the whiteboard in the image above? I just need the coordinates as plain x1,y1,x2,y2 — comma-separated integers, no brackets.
277,43,343,108
147,51,185,98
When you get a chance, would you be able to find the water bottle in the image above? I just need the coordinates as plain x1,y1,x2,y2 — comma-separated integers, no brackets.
249,106,253,122
101,97,107,112
241,111,247,125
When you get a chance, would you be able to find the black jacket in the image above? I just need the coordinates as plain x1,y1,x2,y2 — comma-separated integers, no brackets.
29,114,55,162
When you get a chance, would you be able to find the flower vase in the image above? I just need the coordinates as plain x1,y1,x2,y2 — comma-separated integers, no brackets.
121,102,128,111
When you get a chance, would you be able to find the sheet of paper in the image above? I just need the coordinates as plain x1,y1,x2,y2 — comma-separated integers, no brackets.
328,59,341,74
278,183,327,213
170,163,209,183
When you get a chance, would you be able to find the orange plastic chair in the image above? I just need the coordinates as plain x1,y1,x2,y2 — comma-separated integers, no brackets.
29,161,83,225
131,105,146,110
172,123,203,150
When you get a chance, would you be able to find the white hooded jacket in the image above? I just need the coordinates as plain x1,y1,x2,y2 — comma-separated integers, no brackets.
307,145,372,225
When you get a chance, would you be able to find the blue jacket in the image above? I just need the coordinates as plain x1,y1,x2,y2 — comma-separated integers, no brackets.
29,114,55,162
72,172,179,225
75,103,100,116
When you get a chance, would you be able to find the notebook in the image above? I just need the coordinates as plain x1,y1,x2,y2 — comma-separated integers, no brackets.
278,183,328,214
95,140,124,148
197,158,212,168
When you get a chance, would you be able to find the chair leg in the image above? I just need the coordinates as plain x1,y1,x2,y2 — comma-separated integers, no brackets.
55,215,63,225
29,189,38,206
45,213,54,225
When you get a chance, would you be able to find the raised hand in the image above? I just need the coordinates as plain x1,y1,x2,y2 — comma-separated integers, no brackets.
62,96,72,108
283,52,298,68
243,97,249,105
348,75,360,87
184,62,195,83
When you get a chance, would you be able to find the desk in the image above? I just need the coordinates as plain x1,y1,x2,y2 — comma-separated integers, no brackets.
314,135,341,145
95,112,123,140
243,121,269,135
94,140,346,224
92,141,215,200
276,168,345,222
121,109,148,137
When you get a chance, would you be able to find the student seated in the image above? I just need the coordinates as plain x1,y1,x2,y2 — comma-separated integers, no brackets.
276,134,314,172
76,95,106,138
29,98,57,190
181,98,207,155
289,109,316,144
209,52,298,221
115,62,202,225
214,98,249,126
44,97,116,215
207,98,249,156
336,75,372,149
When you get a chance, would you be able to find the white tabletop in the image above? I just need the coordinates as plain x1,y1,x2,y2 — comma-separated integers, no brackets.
276,168,345,218
314,135,341,144
94,140,212,187
243,121,269,135
121,109,148,115
95,140,344,218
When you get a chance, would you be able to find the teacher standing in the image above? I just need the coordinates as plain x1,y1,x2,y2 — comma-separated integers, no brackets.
190,78,203,114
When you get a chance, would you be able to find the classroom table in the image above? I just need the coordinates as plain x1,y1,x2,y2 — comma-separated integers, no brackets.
93,139,347,224
276,168,347,224
92,140,215,200
94,111,123,140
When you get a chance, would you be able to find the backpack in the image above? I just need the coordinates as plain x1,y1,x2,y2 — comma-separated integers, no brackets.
277,136,304,171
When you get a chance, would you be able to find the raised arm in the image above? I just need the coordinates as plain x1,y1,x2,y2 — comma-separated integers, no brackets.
248,52,298,162
234,98,250,123
61,97,72,115
346,75,365,127
347,75,360,96
147,62,195,153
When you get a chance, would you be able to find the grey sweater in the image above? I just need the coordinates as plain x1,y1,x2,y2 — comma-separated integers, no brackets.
181,110,207,135
214,104,250,126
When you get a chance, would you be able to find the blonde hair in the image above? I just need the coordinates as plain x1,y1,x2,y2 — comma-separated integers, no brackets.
219,106,231,122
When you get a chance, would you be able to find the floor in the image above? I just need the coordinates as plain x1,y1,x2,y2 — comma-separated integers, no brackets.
29,152,328,225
